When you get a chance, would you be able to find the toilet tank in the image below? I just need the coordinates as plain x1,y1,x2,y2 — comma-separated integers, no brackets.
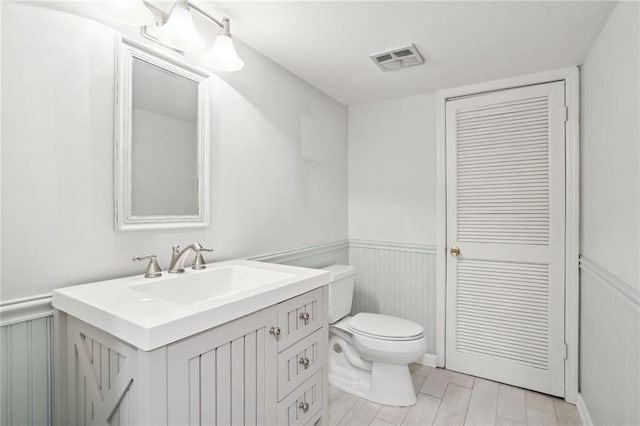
323,264,356,323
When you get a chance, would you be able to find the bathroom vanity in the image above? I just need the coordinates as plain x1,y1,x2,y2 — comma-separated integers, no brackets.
52,260,330,426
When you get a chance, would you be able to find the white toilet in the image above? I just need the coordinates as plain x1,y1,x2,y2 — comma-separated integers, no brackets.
324,264,428,406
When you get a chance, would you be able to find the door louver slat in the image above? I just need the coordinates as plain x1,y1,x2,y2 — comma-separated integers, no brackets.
456,94,550,246
457,259,550,370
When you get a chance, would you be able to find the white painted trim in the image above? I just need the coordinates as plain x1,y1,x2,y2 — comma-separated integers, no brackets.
434,66,580,401
564,66,581,405
577,393,594,426
250,240,350,264
415,353,437,368
114,36,211,231
579,256,640,307
349,240,436,254
0,294,53,326
435,88,447,368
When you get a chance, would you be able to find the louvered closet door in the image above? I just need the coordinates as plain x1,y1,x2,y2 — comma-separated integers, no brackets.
445,82,566,396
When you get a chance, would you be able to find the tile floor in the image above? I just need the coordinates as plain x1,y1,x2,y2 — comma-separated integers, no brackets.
328,364,581,426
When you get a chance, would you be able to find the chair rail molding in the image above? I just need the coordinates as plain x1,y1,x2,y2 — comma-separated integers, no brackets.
349,239,436,254
579,256,639,307
0,294,53,327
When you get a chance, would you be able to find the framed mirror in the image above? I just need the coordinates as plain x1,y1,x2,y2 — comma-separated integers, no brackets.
115,38,210,231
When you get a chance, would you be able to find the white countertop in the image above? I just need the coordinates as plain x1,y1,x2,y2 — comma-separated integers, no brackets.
52,259,330,351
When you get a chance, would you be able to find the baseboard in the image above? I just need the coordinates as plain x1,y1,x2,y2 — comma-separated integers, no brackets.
415,353,437,368
577,393,594,426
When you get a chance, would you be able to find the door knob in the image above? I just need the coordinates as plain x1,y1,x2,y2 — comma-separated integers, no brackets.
299,312,310,324
298,401,310,413
450,246,461,256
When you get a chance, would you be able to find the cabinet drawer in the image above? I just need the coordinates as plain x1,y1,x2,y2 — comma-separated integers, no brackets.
277,287,324,351
278,328,326,400
277,369,323,426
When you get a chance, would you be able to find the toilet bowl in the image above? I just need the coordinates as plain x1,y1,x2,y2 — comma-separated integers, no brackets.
323,265,428,406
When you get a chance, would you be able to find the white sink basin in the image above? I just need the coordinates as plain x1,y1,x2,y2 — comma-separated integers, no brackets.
52,259,330,351
131,265,293,305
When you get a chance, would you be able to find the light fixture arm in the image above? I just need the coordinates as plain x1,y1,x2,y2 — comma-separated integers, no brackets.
176,1,227,31
143,1,228,31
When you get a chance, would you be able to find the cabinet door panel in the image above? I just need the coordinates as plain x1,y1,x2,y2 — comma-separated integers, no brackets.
277,369,323,426
277,288,324,352
277,328,325,400
167,306,277,425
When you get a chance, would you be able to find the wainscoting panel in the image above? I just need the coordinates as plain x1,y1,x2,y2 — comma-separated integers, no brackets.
579,257,640,426
349,240,437,354
0,316,53,426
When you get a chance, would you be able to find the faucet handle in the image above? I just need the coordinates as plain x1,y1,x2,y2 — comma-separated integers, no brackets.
133,254,162,278
192,247,214,270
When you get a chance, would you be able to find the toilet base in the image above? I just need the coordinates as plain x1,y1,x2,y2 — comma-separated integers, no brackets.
329,337,418,406
368,363,416,406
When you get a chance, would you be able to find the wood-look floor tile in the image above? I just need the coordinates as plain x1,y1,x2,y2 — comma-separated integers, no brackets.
464,378,499,426
526,406,558,426
329,385,342,401
410,363,432,376
329,391,359,426
412,373,428,394
338,398,381,426
433,384,472,426
370,418,395,426
524,390,555,413
497,384,526,423
449,372,475,389
420,368,452,398
377,404,410,425
402,393,442,426
553,399,581,426
496,415,526,426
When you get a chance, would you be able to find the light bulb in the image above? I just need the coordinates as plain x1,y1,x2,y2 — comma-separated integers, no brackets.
157,2,206,52
204,34,244,72
94,0,154,26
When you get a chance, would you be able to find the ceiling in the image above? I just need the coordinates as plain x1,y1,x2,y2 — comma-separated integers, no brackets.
199,1,614,105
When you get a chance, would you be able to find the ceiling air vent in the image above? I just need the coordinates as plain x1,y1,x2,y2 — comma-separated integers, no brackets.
370,44,425,72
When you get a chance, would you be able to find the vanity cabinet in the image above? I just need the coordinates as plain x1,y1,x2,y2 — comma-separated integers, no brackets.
55,287,328,426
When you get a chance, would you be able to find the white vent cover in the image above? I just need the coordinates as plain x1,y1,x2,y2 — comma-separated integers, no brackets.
370,44,425,72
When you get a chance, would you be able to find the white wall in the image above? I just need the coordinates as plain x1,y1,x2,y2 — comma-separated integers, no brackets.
580,2,640,425
348,93,436,244
581,2,640,288
0,2,348,301
347,93,438,356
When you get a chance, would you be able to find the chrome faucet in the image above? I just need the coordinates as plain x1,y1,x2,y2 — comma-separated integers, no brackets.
168,243,213,273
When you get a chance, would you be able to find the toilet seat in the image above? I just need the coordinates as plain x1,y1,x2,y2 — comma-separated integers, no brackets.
348,313,424,341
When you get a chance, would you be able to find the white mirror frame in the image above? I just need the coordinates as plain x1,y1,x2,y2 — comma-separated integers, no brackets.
114,37,210,231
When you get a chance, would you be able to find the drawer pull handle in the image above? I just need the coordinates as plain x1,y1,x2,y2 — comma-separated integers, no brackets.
299,357,310,369
299,312,310,324
269,327,281,339
299,401,310,413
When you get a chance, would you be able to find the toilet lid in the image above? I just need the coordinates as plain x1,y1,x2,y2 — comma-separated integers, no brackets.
348,313,424,341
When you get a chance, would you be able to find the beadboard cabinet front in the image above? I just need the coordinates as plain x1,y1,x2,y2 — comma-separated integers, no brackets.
55,286,328,426
167,306,278,425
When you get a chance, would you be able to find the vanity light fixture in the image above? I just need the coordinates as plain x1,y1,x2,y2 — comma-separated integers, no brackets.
203,17,244,72
144,0,245,72
156,0,206,52
93,0,154,26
